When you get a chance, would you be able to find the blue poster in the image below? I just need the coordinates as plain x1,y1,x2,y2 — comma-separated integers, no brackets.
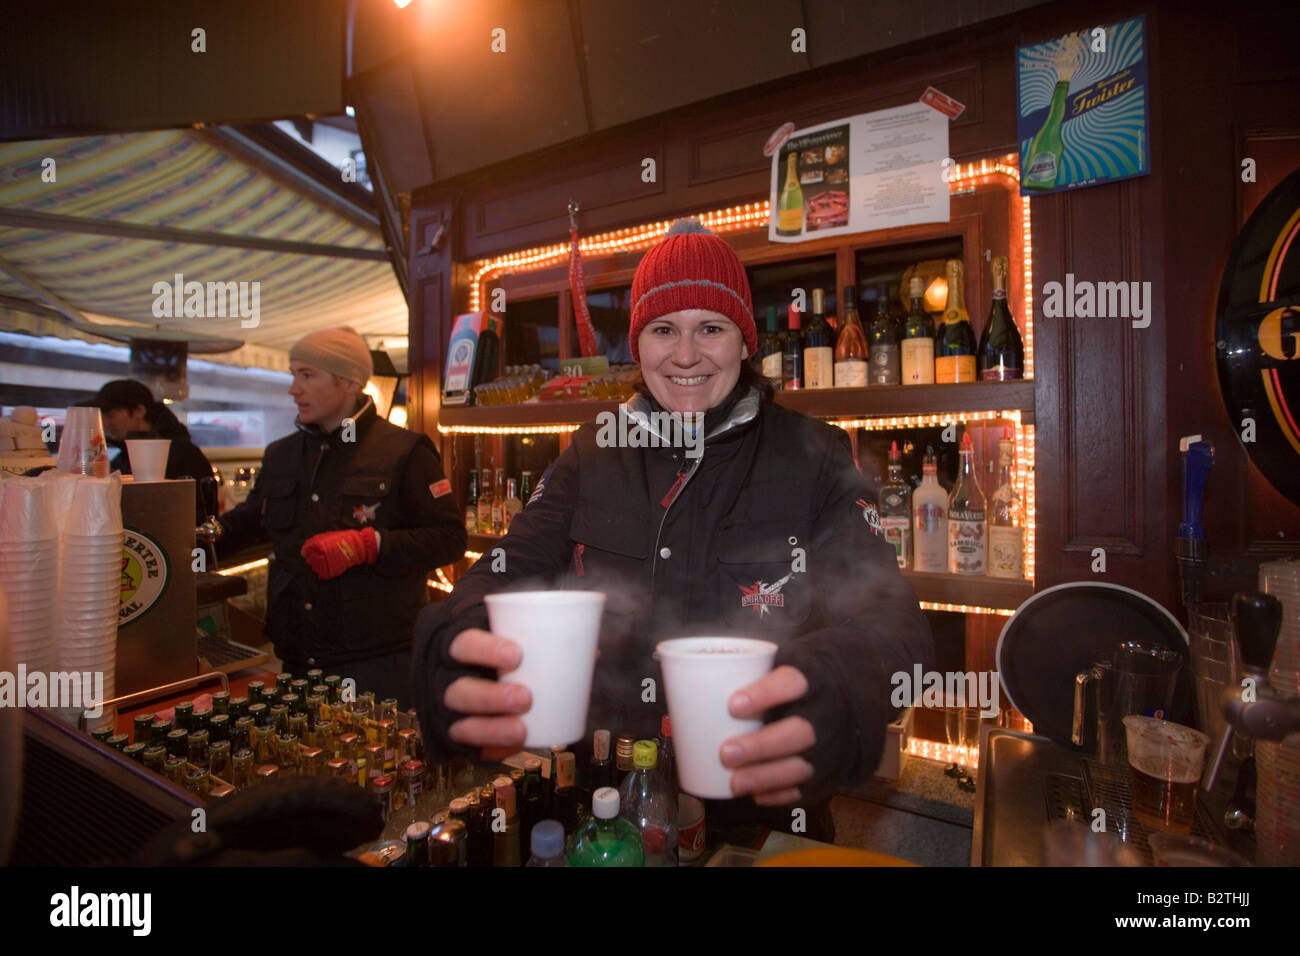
1016,15,1150,197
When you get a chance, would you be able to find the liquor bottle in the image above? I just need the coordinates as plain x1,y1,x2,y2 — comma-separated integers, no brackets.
503,478,523,529
913,445,948,573
519,470,535,506
404,821,431,867
615,733,636,783
589,729,614,792
833,286,869,387
987,426,1025,579
493,776,522,867
879,441,912,569
776,152,804,236
476,468,493,534
656,716,676,793
619,740,678,866
868,283,901,386
804,289,834,389
526,819,569,867
544,744,563,819
553,751,579,835
566,787,644,867
1023,51,1076,192
760,305,785,389
902,276,935,385
491,468,506,534
782,304,803,390
519,757,544,846
978,256,1024,380
948,432,987,575
935,260,977,383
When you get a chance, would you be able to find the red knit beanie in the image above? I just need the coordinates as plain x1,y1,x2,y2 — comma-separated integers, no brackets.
629,218,756,362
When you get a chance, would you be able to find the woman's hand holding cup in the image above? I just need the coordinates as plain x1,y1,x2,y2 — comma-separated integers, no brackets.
443,628,530,753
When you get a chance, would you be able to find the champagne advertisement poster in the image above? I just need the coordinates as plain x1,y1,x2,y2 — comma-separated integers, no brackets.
769,104,949,243
1016,15,1150,197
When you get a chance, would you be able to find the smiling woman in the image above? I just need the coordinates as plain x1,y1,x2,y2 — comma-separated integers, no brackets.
413,217,934,846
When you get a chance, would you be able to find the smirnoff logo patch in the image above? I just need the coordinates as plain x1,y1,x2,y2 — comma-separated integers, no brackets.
739,572,792,616
857,498,883,537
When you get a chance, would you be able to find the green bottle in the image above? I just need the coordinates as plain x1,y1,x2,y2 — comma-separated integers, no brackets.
1024,74,1072,191
566,787,644,867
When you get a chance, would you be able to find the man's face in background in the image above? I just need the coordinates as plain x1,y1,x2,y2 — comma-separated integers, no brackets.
288,361,360,430
102,404,148,441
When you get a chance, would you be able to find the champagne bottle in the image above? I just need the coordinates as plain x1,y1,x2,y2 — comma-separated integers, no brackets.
833,285,868,387
902,276,935,385
777,153,804,236
987,426,1024,578
1023,45,1078,192
783,304,803,390
936,260,977,383
912,445,947,572
868,283,901,385
760,305,784,388
948,432,986,575
978,256,1024,380
804,289,834,389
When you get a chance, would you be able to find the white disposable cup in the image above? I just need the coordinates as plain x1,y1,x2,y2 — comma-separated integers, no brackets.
656,636,778,799
484,590,605,748
126,440,170,482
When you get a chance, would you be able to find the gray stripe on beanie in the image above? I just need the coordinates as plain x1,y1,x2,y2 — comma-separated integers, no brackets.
634,277,752,320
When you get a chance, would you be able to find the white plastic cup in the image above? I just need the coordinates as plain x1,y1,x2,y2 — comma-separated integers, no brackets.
656,636,778,799
56,407,109,477
484,590,605,748
126,439,170,482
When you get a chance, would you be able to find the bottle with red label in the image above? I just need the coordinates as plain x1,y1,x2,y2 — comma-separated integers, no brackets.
948,432,987,575
618,739,678,866
879,440,912,568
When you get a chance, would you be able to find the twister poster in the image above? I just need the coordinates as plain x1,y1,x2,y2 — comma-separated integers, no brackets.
1016,15,1150,197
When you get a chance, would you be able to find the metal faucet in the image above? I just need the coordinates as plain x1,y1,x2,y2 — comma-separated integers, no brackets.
1204,592,1298,796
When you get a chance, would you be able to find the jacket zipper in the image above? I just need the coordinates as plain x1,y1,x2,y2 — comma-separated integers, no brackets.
650,454,702,591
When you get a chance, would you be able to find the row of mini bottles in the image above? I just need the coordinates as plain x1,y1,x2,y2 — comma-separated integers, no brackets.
399,721,680,867
88,670,447,807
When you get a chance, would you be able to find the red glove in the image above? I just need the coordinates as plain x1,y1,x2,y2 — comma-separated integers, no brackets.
301,527,379,580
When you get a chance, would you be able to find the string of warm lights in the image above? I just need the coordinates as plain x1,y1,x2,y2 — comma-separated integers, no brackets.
437,422,582,436
217,558,269,577
918,601,1015,617
832,409,1009,431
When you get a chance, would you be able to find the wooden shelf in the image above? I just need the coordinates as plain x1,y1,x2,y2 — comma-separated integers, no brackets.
466,532,505,552
438,380,1034,430
902,570,1034,612
775,380,1035,424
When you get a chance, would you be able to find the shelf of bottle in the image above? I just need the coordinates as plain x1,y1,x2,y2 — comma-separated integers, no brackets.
466,532,505,553
437,381,1033,430
775,380,1035,425
901,570,1034,612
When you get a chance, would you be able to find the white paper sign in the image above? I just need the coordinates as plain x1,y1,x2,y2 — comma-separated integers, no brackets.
769,103,950,243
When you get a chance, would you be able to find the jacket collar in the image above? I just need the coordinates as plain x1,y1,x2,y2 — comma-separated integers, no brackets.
295,397,377,443
621,385,761,449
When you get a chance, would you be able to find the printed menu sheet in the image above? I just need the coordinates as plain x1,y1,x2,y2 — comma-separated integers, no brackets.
769,103,950,243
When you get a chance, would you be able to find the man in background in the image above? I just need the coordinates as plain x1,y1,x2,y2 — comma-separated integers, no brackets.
90,378,216,521
213,327,466,707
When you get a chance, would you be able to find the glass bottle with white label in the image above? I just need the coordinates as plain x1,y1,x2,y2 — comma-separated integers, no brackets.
987,426,1024,578
879,440,912,569
912,446,948,573
948,432,987,575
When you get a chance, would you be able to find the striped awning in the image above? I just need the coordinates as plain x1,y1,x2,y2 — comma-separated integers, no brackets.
0,129,406,354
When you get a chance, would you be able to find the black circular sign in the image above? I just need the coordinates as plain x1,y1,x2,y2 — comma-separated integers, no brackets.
1216,165,1300,505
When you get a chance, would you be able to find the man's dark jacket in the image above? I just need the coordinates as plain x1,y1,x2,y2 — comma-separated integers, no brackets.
412,387,934,805
218,401,467,667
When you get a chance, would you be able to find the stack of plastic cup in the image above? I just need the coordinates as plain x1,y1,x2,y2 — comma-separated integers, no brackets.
55,406,109,478
1257,560,1300,865
52,474,123,725
0,478,58,674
